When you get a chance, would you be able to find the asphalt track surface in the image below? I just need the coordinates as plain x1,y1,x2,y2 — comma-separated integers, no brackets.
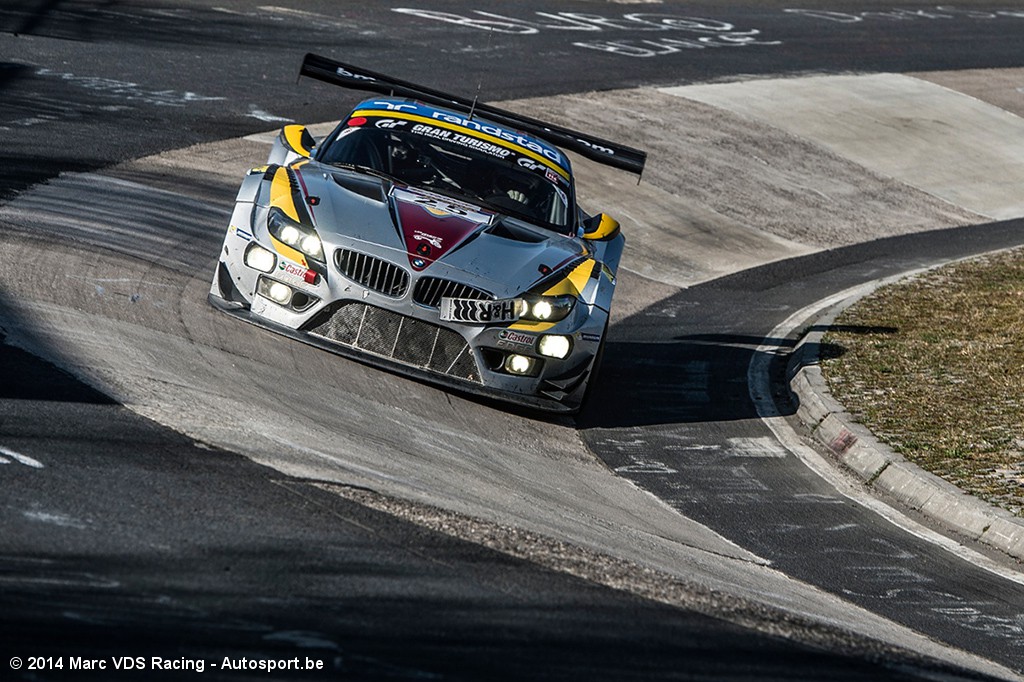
3,1,1024,680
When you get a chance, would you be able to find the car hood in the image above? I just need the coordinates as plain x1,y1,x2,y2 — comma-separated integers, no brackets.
297,165,586,299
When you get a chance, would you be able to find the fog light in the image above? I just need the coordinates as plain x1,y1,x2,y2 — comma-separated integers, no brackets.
538,335,572,359
504,354,535,375
254,277,294,306
269,282,292,304
244,243,276,273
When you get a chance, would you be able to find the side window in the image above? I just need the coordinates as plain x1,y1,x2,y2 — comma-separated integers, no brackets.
320,128,384,169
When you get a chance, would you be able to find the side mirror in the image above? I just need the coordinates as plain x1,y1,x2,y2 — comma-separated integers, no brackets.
278,125,315,159
581,213,620,241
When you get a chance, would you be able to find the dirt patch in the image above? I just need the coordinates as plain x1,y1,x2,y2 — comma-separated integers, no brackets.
913,67,1024,118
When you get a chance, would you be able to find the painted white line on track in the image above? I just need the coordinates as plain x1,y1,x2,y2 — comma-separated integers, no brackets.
0,446,44,469
23,511,86,529
747,279,1024,588
248,107,293,123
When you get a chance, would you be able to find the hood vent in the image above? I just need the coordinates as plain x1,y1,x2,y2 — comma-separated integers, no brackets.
331,172,386,202
486,218,550,244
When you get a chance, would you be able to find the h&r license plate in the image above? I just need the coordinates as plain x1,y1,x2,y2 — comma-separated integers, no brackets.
439,298,519,324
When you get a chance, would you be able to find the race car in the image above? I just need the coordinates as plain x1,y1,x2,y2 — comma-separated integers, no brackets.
209,54,646,413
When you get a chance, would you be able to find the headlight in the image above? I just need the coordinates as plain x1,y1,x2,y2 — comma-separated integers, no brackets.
518,295,575,322
244,243,276,273
267,207,324,262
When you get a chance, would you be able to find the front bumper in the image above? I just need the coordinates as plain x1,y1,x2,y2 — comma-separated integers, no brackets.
207,290,593,413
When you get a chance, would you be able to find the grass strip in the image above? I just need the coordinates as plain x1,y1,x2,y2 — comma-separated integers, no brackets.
821,248,1024,517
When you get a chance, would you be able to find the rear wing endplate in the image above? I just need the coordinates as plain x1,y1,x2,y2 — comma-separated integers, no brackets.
299,53,647,177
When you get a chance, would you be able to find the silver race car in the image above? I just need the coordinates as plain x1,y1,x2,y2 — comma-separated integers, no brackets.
209,54,646,413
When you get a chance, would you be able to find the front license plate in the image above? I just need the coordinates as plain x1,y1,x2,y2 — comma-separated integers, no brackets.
439,298,519,324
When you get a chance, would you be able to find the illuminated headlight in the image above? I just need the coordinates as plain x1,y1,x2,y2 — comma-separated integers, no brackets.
270,282,292,303
538,335,572,359
504,354,536,375
300,235,321,255
257,278,294,305
519,295,575,322
279,224,301,246
267,207,325,262
244,243,276,273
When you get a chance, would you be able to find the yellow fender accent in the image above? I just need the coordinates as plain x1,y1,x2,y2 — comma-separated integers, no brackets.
543,259,595,297
510,320,557,333
266,166,311,267
269,167,300,222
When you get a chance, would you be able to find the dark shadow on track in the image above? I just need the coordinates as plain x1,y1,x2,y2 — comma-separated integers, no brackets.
0,288,116,404
577,219,1024,430
0,336,114,403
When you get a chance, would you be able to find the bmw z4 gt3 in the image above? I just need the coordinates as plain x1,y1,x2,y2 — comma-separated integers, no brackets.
209,54,646,413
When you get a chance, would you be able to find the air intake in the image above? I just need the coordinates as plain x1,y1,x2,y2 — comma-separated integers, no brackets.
308,303,480,383
335,249,409,298
413,277,493,308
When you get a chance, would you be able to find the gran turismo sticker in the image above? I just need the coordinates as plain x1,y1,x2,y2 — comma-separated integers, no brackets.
410,123,513,158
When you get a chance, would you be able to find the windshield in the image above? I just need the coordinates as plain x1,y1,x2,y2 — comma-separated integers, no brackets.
318,121,573,232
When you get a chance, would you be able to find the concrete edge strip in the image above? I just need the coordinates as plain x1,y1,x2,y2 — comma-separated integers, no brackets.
753,259,1024,566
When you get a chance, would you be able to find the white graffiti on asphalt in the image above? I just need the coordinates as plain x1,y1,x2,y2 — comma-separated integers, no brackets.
2,69,227,130
36,69,226,107
392,9,782,58
784,6,1024,23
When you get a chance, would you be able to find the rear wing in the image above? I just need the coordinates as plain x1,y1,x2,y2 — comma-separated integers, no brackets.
299,53,647,177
